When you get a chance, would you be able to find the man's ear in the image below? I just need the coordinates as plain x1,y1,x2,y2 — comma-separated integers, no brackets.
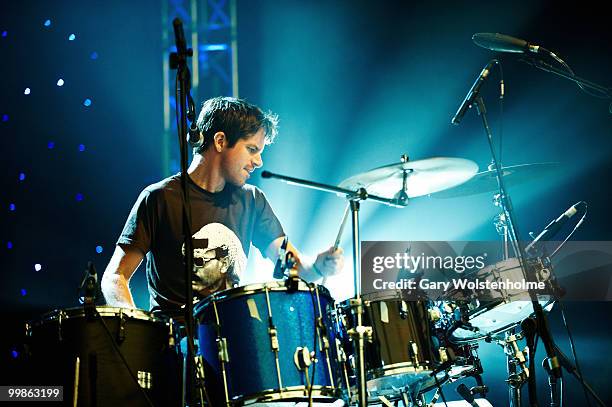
213,131,226,152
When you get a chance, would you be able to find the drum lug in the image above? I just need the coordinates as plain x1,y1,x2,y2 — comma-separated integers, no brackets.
439,346,449,363
217,337,229,363
117,310,126,343
57,310,65,342
268,327,279,351
408,341,420,365
316,317,330,350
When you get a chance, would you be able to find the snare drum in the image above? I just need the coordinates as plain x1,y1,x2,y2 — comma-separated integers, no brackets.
26,307,180,407
337,291,444,402
448,257,555,343
194,281,340,404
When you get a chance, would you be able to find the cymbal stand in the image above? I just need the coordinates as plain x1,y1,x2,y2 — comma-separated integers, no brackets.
261,170,407,406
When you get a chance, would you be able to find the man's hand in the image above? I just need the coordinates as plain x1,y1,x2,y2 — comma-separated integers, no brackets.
313,247,345,278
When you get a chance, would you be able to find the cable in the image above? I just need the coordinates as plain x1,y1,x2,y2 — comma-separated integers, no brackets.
549,202,587,258
557,300,592,407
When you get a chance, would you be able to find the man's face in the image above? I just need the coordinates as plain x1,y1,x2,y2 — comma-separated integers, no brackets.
220,127,266,187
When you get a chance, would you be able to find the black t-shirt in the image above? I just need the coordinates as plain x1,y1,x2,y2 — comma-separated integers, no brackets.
117,174,284,310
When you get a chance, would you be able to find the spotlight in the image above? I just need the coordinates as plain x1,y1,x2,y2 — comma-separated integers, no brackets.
68,33,76,41
83,98,92,107
24,88,31,95
57,78,64,86
34,264,42,272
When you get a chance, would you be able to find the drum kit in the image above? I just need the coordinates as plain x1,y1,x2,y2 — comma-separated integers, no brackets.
23,156,566,407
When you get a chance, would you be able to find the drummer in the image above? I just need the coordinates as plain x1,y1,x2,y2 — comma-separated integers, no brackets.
101,96,344,310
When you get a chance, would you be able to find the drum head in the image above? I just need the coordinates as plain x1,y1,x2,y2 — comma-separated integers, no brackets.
450,299,554,343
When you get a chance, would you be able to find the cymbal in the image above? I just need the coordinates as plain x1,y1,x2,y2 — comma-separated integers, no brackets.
432,162,560,199
338,157,478,201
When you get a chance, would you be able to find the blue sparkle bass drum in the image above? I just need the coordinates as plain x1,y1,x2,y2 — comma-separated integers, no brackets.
194,280,341,405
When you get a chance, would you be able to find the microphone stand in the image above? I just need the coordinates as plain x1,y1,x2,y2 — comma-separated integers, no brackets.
261,170,407,406
451,65,562,404
169,18,200,407
473,94,565,406
551,343,606,407
520,58,612,100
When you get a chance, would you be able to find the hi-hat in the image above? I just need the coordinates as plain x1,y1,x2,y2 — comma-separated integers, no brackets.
431,162,560,199
338,156,478,202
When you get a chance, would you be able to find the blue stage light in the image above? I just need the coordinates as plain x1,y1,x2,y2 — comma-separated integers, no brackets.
7,241,13,249
20,289,27,297
76,193,84,201
78,144,86,152
90,51,99,60
47,141,55,149
2,114,7,122
9,203,15,211
96,245,103,254
11,350,19,358
1,31,6,38
57,78,64,86
19,172,25,181
83,98,92,107
44,19,51,27
68,33,76,41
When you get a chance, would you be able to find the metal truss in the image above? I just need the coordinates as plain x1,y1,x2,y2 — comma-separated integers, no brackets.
161,0,238,175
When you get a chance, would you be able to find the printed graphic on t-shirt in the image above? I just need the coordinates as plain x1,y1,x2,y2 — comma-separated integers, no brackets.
182,222,247,296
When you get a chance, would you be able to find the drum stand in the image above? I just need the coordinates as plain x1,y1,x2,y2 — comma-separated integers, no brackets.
491,327,529,407
261,170,408,406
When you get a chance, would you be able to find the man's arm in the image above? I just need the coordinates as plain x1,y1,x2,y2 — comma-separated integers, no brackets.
265,236,344,282
101,245,144,308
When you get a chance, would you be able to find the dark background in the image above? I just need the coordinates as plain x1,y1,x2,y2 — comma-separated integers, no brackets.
1,1,611,405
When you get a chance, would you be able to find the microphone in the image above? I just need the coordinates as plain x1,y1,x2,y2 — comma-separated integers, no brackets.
188,121,203,147
473,33,551,55
451,59,497,125
172,18,187,56
273,236,289,279
525,201,586,253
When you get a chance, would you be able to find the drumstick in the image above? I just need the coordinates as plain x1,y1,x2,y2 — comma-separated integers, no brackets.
333,202,351,251
321,203,350,286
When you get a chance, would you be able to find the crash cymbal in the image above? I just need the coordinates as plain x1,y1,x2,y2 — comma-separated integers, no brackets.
432,162,560,199
338,156,478,201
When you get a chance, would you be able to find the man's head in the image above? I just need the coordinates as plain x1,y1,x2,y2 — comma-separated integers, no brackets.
194,96,278,155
